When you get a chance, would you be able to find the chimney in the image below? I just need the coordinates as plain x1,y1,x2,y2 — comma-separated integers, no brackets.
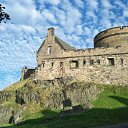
48,27,54,37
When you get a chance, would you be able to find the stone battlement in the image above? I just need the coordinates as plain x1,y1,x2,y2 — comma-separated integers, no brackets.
22,27,128,85
40,44,128,59
94,26,128,48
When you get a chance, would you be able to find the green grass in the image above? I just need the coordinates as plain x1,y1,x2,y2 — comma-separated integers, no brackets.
4,79,29,92
93,85,128,108
1,84,128,128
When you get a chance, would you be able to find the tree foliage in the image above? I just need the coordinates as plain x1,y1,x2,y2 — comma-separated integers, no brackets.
0,4,10,23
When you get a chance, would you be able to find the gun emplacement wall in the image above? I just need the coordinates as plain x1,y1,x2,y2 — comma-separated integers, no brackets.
94,26,128,48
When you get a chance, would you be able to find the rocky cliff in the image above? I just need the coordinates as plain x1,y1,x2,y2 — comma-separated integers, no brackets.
0,77,102,124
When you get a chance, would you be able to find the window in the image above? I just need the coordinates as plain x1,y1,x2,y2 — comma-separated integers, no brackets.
60,62,63,67
48,46,52,55
97,60,100,65
83,60,86,66
121,58,123,65
90,60,94,65
38,64,41,70
70,60,79,68
51,62,54,67
38,64,41,67
108,58,115,66
42,62,45,68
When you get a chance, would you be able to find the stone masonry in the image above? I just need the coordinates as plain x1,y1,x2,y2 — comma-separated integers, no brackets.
23,26,128,85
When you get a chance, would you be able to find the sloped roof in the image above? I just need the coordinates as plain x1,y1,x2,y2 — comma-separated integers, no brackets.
55,36,75,51
37,36,75,54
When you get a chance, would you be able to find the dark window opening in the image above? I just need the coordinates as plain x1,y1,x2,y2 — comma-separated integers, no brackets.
83,60,86,66
97,60,100,65
38,64,41,67
70,60,79,68
60,62,63,67
51,62,54,67
108,58,115,66
121,58,123,65
90,60,94,65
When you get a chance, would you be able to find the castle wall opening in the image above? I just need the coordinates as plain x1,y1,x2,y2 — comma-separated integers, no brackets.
70,60,79,68
108,58,115,66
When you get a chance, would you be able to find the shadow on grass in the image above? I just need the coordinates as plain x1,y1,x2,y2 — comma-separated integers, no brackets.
1,96,128,128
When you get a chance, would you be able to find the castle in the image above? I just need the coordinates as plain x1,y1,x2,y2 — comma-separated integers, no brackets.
21,26,128,85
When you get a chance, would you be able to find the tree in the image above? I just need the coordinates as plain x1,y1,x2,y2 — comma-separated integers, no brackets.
0,4,10,23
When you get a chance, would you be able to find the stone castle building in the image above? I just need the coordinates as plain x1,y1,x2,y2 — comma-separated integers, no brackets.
22,26,128,85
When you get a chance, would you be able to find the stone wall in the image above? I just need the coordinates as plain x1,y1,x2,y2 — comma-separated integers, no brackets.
94,26,128,48
37,28,64,66
21,67,35,80
34,27,128,85
35,43,128,85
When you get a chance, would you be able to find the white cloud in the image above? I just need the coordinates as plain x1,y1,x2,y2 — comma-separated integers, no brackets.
93,29,99,37
50,6,66,26
41,9,57,23
98,0,117,29
86,11,98,22
2,0,42,25
86,0,98,11
75,25,83,35
62,1,82,33
114,0,126,8
0,23,43,73
44,0,61,5
84,0,99,23
101,0,112,9
83,27,91,35
123,8,128,17
74,0,84,9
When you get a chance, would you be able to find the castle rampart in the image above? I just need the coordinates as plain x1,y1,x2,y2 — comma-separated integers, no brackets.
94,26,128,48
36,48,128,85
22,26,128,85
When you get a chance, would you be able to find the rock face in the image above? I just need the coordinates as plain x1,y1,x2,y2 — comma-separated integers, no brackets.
0,105,25,124
0,77,102,124
0,91,13,103
0,106,12,124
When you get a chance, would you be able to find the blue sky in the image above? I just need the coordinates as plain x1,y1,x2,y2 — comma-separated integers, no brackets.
0,0,128,90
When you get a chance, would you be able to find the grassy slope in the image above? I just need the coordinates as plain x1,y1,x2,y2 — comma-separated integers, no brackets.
4,79,29,92
0,82,128,128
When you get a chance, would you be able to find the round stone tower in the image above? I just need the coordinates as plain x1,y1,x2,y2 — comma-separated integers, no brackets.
94,26,128,48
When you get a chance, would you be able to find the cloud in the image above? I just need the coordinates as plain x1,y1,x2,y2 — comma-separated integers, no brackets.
113,0,126,9
2,0,42,25
44,0,61,5
83,27,91,35
74,0,84,9
86,0,98,11
41,9,57,24
0,23,42,72
100,0,112,9
61,1,82,33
